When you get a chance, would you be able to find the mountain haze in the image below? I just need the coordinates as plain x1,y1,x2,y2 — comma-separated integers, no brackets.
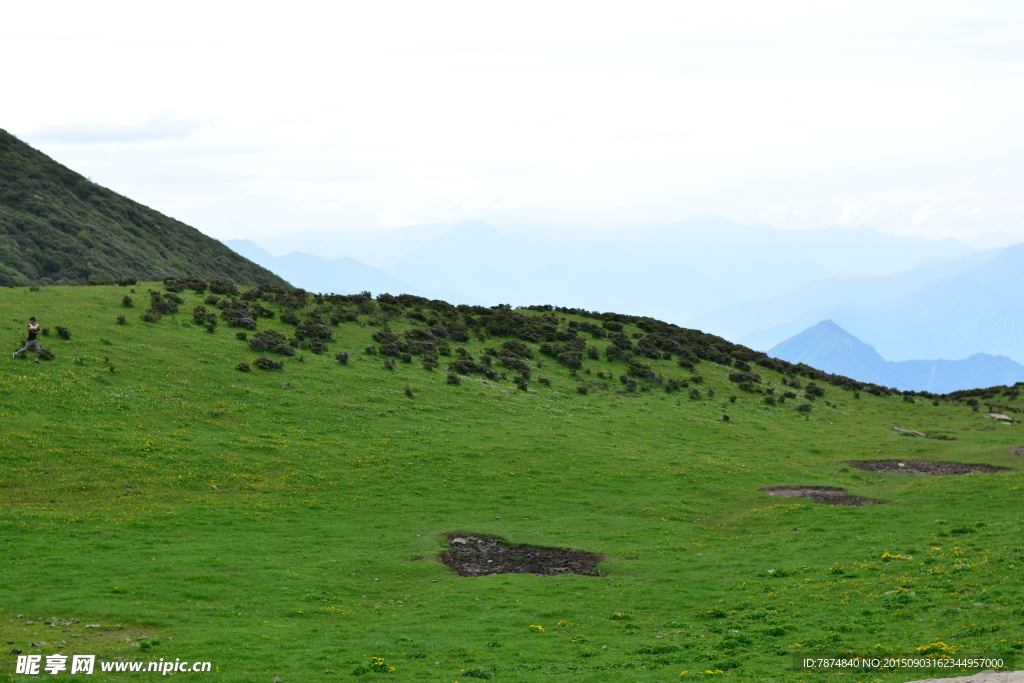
770,320,1024,393
248,218,978,323
0,129,287,287
745,243,1024,364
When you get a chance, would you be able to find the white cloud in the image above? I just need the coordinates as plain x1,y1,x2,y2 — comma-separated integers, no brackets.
2,0,1023,238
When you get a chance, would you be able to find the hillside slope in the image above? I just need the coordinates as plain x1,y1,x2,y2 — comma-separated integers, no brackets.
770,320,1024,392
0,129,287,287
1,284,1021,683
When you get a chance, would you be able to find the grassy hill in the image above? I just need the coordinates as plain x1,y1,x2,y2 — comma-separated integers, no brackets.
0,129,287,287
1,283,1022,682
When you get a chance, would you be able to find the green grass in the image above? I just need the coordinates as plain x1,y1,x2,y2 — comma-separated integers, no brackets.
1,284,1022,683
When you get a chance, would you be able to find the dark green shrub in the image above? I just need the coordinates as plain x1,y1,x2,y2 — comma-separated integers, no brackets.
193,306,212,325
690,374,704,383
55,326,71,340
500,356,532,377
365,345,377,354
236,332,248,340
208,280,238,295
116,315,126,325
501,340,534,359
764,396,777,405
783,391,797,399
383,358,396,370
335,352,349,364
236,362,251,372
204,294,220,305
689,388,701,400
204,323,216,333
140,312,160,323
121,295,133,308
805,383,826,398
797,404,812,413
447,373,461,385
577,384,589,395
280,312,300,326
538,377,550,386
253,357,283,371
249,330,295,356
38,348,55,361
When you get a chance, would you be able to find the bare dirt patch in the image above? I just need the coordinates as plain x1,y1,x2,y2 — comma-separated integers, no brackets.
1008,447,1024,456
436,533,606,577
759,486,883,506
845,460,1012,475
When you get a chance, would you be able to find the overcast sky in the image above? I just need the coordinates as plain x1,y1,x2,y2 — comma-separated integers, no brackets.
4,0,1024,240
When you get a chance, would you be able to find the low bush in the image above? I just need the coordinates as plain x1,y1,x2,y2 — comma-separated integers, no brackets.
796,403,812,413
805,383,826,398
689,388,702,400
116,315,126,325
121,295,133,308
335,352,350,364
55,326,71,340
447,373,461,385
236,332,248,340
248,330,295,356
253,357,283,371
236,362,251,372
501,339,534,359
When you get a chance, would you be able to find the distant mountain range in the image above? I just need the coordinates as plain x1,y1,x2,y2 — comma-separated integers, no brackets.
245,218,982,322
769,320,1024,393
0,129,286,287
702,242,1024,365
222,239,480,305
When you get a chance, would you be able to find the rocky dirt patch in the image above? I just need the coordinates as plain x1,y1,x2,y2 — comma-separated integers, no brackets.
1008,447,1024,456
759,486,883,506
436,533,606,577
845,460,1012,475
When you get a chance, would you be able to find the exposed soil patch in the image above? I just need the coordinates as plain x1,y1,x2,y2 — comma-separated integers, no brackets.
1008,447,1024,456
845,460,1012,475
436,533,606,577
760,486,883,506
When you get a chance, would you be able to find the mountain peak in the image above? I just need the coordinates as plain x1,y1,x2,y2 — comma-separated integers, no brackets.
769,320,887,383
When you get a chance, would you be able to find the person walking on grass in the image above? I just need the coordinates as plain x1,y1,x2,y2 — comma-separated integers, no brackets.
13,317,42,363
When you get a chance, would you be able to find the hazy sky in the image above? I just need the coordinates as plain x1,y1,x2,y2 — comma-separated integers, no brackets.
4,0,1024,240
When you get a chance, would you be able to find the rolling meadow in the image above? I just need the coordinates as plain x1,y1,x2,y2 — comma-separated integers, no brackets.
1,283,1022,683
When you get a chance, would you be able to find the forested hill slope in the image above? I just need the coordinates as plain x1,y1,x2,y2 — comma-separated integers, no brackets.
0,129,288,287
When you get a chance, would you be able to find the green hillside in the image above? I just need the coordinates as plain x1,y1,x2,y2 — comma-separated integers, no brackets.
0,130,287,287
1,283,1021,683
